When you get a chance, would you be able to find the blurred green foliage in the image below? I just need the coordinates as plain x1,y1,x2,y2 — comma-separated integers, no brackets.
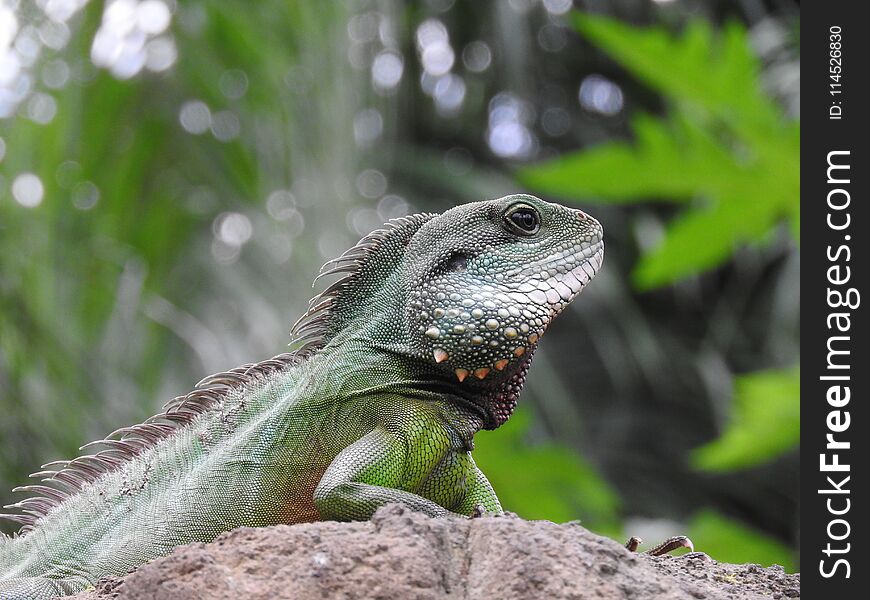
474,409,621,538
692,366,800,471
0,0,360,525
520,14,800,289
686,510,794,571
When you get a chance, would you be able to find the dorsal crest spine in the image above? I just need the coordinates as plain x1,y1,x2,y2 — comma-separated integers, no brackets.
289,212,436,357
0,355,300,534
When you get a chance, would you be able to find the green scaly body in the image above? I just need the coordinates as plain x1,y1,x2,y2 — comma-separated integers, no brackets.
0,195,603,598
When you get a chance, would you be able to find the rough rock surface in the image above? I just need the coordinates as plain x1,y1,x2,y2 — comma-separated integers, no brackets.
69,504,799,600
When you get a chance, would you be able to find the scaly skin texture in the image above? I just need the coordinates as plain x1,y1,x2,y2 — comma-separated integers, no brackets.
0,195,603,598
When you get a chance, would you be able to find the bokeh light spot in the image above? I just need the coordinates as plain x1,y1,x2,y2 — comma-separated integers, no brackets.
219,68,248,100
91,0,175,79
212,211,253,263
39,19,71,51
421,43,454,76
346,207,383,236
433,73,465,116
371,50,403,91
136,0,172,36
144,36,176,72
72,181,100,210
44,0,86,23
579,74,624,115
347,12,378,44
210,110,240,142
462,41,491,73
179,99,211,134
26,92,57,124
416,18,454,77
486,92,537,159
12,172,44,207
542,0,573,16
353,108,383,148
377,194,410,220
355,169,387,199
41,58,70,88
266,189,297,220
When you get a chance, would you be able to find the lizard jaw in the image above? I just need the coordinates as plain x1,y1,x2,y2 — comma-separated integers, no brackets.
413,234,604,382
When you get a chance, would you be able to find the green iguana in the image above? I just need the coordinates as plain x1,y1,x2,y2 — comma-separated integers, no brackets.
0,194,605,598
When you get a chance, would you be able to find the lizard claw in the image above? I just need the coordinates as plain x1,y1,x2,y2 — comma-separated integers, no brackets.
625,534,696,556
624,536,643,552
646,535,694,556
470,504,487,519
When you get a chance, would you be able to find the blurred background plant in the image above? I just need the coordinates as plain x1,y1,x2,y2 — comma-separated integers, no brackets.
0,0,798,570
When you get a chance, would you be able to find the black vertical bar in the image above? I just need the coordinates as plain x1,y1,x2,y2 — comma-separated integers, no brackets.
802,1,868,596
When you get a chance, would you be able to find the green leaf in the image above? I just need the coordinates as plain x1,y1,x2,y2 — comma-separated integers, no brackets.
519,115,742,202
692,366,800,471
687,510,795,571
632,192,782,289
518,14,799,289
572,15,780,135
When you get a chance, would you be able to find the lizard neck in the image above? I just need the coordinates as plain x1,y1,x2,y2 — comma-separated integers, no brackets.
314,298,534,432
307,245,538,431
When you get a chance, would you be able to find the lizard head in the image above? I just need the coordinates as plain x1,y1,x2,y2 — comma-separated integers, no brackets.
294,194,602,429
405,194,604,428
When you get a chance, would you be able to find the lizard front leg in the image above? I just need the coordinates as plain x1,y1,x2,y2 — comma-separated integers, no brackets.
314,426,458,520
313,423,501,520
428,453,502,517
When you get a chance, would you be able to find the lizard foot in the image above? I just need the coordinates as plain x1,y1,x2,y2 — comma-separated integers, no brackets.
470,504,488,519
625,535,698,556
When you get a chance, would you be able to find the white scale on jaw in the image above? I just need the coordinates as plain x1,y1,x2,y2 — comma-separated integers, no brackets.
510,245,603,314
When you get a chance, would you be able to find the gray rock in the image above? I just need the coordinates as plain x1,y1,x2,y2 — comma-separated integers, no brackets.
70,504,800,600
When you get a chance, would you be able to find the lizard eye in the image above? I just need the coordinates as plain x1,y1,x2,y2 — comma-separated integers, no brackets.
504,205,540,236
